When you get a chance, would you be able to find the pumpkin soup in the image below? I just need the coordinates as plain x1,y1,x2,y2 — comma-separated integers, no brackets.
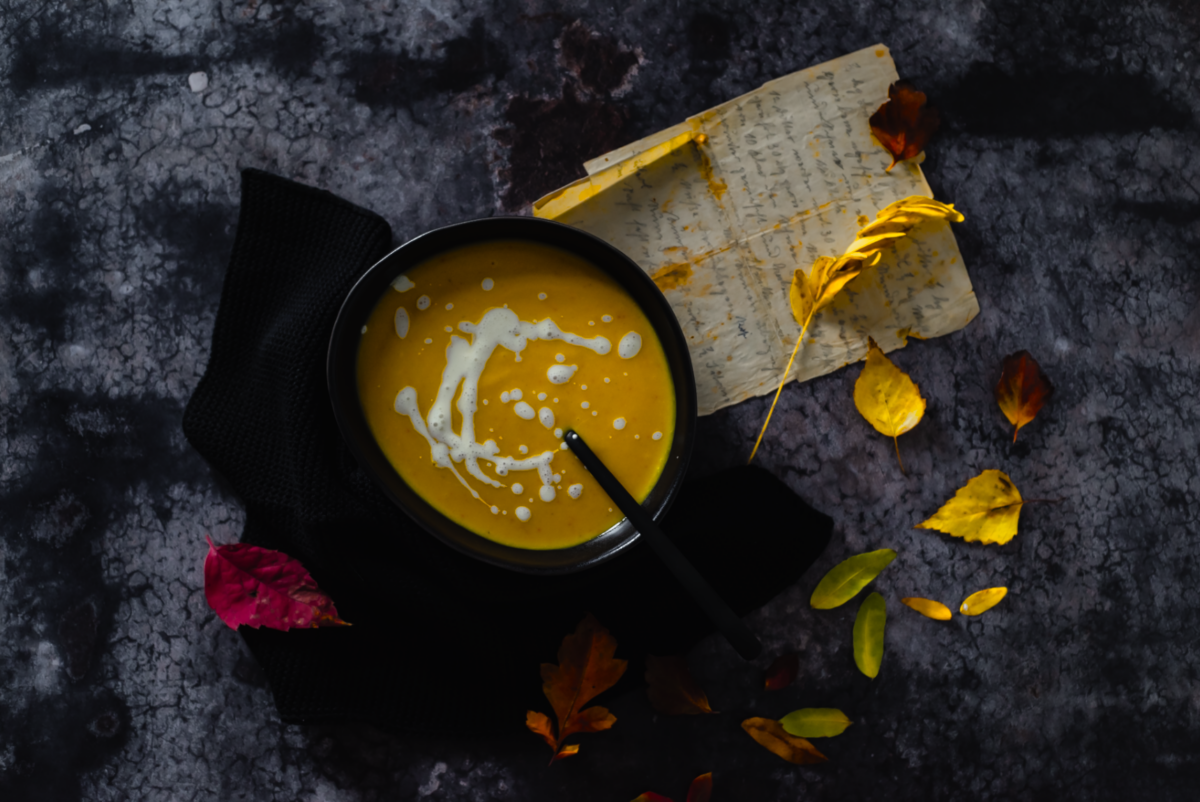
356,239,675,550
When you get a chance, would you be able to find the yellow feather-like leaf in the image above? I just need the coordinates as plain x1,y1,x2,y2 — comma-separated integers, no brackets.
916,470,1024,545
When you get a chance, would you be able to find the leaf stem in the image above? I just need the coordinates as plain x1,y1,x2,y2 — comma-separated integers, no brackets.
894,435,905,475
748,315,812,464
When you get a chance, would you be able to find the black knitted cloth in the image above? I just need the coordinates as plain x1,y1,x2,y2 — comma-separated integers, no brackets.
183,169,833,735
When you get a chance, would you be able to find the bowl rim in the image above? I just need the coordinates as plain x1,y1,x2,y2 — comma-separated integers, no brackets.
326,216,698,575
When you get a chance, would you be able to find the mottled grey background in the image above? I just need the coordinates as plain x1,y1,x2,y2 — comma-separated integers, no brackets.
3,0,1200,799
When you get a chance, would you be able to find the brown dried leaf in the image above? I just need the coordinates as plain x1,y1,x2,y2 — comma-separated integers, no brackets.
742,717,829,764
995,350,1054,441
646,655,714,715
869,81,941,171
525,614,627,761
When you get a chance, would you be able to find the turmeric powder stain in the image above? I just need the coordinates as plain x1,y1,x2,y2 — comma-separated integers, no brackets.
693,140,728,200
651,261,694,291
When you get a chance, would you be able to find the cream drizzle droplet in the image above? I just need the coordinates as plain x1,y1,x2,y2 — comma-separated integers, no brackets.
392,275,415,292
513,401,535,420
481,278,494,290
652,431,663,440
417,295,431,310
618,332,642,359
547,364,577,384
515,506,531,521
539,485,556,502
511,483,524,494
568,483,583,499
538,407,555,428
394,307,409,338
613,417,626,430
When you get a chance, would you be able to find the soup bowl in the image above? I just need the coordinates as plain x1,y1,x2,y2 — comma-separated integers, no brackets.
327,216,697,574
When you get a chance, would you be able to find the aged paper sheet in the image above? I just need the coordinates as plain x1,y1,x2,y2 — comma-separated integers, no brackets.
533,45,978,416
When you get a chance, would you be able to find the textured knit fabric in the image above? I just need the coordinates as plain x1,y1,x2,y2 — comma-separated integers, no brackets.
183,169,833,735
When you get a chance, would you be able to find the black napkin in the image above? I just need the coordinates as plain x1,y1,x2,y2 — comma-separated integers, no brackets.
183,169,832,735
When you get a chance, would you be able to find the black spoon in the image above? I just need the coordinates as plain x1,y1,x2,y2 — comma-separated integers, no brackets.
564,430,762,660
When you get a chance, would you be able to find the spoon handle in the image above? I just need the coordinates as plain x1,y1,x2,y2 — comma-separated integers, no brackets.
564,430,762,660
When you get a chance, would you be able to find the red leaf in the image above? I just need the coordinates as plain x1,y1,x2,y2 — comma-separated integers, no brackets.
631,794,675,802
995,350,1054,442
203,535,349,631
686,772,713,802
869,82,941,171
764,653,800,691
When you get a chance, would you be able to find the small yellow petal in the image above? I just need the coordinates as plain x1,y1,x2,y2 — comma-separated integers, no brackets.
900,597,953,620
960,587,1008,616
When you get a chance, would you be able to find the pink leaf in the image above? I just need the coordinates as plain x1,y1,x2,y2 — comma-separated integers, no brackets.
203,535,350,631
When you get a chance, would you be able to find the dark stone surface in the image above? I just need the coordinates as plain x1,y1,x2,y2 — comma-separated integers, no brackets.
2,1,1199,799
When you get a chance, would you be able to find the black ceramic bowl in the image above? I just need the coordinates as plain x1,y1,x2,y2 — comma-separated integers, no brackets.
327,217,697,574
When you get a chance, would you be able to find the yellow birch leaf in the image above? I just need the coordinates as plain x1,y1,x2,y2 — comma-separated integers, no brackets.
853,592,887,679
960,587,1008,616
788,255,868,330
779,708,853,738
741,717,829,764
853,338,926,471
900,597,953,620
916,469,1023,545
810,548,897,609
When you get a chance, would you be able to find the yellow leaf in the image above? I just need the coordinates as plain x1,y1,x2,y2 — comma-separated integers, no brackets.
853,338,926,471
779,708,853,738
810,548,897,609
741,717,829,764
916,469,1024,545
853,592,887,679
960,587,1008,616
900,597,953,620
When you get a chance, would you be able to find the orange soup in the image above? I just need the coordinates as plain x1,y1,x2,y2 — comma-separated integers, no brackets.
356,240,676,550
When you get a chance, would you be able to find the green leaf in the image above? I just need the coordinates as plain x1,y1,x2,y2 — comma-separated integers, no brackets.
779,708,853,738
853,592,887,679
810,549,897,609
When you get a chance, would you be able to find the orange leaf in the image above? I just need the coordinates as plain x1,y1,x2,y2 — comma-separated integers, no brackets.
553,744,580,762
686,772,714,802
525,710,556,750
742,717,829,764
560,704,617,739
995,350,1054,442
645,655,714,715
527,614,627,761
869,82,940,171
764,653,799,691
